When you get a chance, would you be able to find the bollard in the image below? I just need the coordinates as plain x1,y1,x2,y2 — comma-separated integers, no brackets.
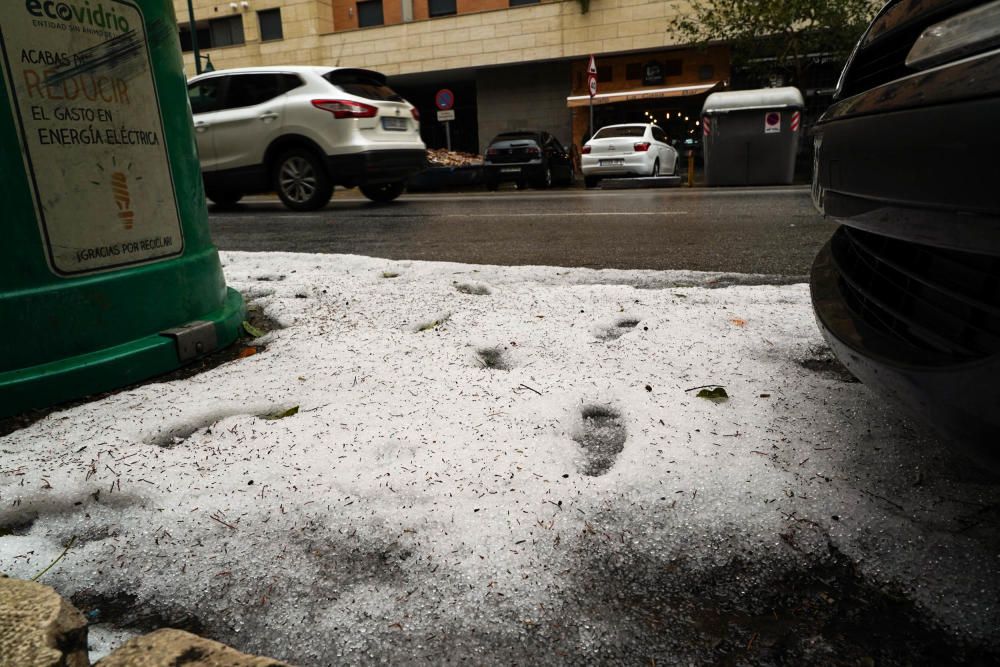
0,0,245,416
687,150,695,187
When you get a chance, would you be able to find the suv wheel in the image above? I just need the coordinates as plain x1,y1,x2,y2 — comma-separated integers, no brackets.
360,181,405,203
274,149,333,211
584,176,600,189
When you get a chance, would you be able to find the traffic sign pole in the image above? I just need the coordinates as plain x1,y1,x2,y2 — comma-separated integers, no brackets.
587,56,598,140
434,89,455,151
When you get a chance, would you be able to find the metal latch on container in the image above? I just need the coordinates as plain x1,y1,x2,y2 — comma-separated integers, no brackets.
161,320,218,362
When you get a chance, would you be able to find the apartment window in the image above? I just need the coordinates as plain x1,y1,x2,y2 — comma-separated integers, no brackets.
258,8,283,41
509,0,539,6
596,65,612,82
210,15,245,47
625,63,642,80
179,16,243,50
357,0,384,27
178,24,210,52
429,0,456,17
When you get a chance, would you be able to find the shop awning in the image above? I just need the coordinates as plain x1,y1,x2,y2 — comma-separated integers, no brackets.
566,82,720,108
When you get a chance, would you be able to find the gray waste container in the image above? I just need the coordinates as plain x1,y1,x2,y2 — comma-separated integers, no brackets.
702,87,804,186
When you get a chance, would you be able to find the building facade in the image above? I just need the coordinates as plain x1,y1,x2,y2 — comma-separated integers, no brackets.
172,0,730,154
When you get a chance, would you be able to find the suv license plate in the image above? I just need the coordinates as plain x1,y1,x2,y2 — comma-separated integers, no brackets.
600,159,624,166
382,117,407,131
501,167,520,173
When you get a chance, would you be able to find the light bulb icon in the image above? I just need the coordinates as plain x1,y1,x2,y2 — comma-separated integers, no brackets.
111,171,134,230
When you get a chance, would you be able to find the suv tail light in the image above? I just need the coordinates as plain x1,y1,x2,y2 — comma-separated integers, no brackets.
526,146,541,157
486,147,498,157
311,99,378,119
582,145,591,154
633,142,651,152
410,107,420,121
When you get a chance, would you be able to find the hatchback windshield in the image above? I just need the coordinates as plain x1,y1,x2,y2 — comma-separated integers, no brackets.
593,126,646,139
323,69,403,101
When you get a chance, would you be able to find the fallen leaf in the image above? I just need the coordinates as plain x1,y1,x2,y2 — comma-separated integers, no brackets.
238,347,258,359
730,318,747,327
242,321,265,338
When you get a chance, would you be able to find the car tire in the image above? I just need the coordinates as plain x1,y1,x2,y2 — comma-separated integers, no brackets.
515,179,527,190
485,178,499,192
274,148,333,212
584,176,600,189
651,159,660,178
360,181,406,203
535,166,553,189
206,188,242,208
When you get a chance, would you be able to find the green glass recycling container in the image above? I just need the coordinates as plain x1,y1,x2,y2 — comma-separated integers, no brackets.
0,0,244,416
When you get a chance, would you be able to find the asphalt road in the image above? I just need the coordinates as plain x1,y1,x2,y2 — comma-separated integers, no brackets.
207,185,836,277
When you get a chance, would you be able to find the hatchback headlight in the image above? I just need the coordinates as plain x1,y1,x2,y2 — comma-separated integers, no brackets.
906,0,1000,69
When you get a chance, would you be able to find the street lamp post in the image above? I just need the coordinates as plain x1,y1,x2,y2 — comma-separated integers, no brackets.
186,0,202,75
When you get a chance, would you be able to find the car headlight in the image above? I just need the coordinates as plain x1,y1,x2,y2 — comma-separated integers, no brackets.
905,0,1000,69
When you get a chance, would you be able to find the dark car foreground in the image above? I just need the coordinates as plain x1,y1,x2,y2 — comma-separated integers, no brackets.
811,0,1000,465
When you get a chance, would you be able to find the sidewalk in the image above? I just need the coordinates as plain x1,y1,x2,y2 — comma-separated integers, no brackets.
1,253,996,664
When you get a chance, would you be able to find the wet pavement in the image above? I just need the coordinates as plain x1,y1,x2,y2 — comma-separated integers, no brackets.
207,186,835,278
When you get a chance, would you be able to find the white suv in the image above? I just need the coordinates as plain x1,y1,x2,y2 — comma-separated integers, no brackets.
187,66,426,210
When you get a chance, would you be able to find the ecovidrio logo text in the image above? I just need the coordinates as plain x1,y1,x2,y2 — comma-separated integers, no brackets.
25,0,131,33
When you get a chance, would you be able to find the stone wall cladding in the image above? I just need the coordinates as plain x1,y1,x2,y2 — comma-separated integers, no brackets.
476,61,573,152
172,0,695,78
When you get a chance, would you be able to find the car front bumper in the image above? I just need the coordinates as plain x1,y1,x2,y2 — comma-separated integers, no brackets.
810,228,1000,464
808,10,1000,467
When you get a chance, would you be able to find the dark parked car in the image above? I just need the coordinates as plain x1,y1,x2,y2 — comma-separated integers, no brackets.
483,131,574,190
810,0,1000,463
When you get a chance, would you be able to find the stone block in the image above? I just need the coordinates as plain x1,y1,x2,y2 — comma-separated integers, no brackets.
96,628,290,667
468,25,497,41
507,33,536,50
0,577,88,667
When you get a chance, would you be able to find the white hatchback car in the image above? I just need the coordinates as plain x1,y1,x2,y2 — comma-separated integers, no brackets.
581,123,678,188
187,66,426,210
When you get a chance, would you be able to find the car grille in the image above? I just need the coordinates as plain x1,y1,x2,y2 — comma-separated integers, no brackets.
839,0,982,98
830,226,1000,361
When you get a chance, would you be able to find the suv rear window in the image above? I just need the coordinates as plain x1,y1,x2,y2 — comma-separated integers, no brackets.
593,126,646,139
227,73,301,108
323,69,403,101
